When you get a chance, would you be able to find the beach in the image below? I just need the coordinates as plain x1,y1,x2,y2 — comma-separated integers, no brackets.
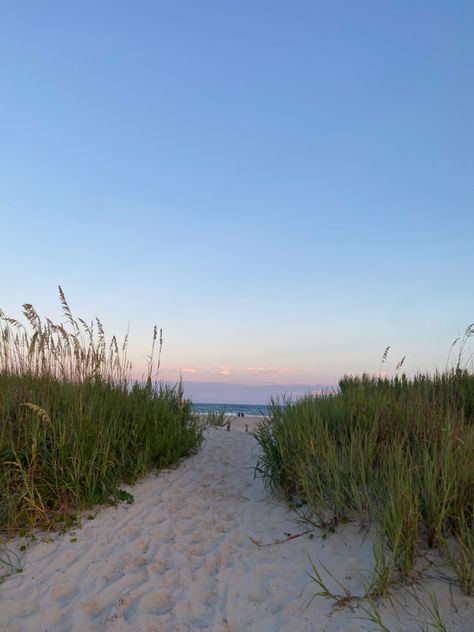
1,421,473,631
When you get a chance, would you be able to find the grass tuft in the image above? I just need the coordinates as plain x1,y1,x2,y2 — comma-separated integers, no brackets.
254,362,474,597
0,288,203,535
205,409,230,428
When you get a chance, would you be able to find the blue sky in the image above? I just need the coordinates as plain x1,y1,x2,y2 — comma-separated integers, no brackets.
1,2,473,401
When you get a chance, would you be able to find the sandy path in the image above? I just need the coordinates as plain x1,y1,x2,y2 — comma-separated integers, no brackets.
1,425,472,631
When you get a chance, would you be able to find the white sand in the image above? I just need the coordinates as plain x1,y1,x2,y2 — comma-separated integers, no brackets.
1,420,473,631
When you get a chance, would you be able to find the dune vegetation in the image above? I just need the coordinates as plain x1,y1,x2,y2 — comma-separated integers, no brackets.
0,288,203,535
255,338,474,599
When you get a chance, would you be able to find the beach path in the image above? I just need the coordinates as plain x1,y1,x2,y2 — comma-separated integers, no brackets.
1,423,472,631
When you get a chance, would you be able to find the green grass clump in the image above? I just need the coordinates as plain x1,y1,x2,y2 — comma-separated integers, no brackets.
0,288,203,534
255,368,474,595
205,409,229,427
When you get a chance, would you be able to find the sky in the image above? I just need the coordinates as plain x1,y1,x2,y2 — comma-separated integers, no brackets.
1,1,473,403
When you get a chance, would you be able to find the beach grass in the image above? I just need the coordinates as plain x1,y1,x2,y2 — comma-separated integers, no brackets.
205,409,229,428
0,288,203,534
254,363,474,596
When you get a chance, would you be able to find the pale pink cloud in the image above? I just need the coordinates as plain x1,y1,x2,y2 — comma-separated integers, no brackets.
159,365,317,385
245,367,292,376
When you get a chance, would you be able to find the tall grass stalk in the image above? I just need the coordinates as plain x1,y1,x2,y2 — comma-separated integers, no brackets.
254,365,474,596
0,289,203,534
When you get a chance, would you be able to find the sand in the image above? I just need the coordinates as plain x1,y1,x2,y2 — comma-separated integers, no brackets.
1,418,473,631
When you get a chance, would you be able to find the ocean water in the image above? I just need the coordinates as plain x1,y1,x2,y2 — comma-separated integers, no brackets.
192,402,270,417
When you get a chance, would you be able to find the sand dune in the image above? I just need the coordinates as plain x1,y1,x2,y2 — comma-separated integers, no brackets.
1,423,472,631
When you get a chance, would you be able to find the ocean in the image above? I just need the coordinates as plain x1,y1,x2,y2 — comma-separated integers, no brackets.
191,402,270,417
